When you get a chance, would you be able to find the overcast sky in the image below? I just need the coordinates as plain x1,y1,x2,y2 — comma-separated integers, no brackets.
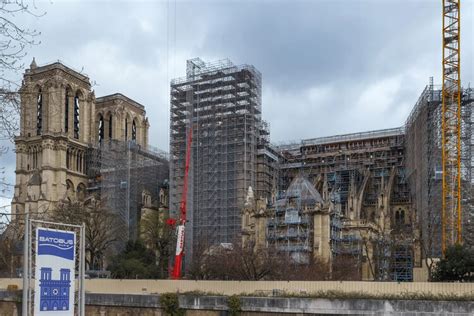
0,0,473,208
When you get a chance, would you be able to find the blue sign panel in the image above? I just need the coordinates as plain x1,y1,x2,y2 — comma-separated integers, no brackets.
39,267,71,311
35,228,76,315
37,229,75,260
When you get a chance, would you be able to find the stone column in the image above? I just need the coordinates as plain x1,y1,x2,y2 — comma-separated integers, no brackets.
144,118,150,148
313,209,331,264
361,237,374,281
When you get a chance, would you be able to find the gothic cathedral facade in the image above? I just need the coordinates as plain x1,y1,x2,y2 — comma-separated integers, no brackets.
11,59,150,218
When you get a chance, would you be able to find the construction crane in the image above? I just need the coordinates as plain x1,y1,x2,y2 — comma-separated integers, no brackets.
441,0,462,255
170,127,193,279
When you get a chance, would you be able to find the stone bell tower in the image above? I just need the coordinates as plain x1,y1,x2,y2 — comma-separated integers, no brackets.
11,59,96,218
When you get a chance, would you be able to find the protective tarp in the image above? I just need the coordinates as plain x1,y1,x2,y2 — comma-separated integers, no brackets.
284,209,300,224
284,175,323,204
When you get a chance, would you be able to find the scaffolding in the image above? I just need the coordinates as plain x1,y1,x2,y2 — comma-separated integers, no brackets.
267,175,320,264
405,80,474,257
170,58,262,264
274,125,412,280
391,242,413,282
256,121,279,204
86,140,169,248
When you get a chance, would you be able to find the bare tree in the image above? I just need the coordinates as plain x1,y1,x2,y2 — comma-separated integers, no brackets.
332,255,361,281
186,240,212,280
185,240,363,281
51,198,120,270
420,229,437,281
140,209,174,278
227,241,281,280
0,0,44,142
0,216,22,277
187,240,283,281
0,202,50,277
0,87,19,142
277,256,330,281
208,241,276,280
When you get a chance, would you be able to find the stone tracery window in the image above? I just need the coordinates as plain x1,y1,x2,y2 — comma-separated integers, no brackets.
108,114,113,139
132,119,137,141
65,89,70,133
66,148,70,169
36,89,43,135
74,93,80,139
125,118,128,140
395,208,406,226
77,183,86,201
66,180,75,201
98,114,104,143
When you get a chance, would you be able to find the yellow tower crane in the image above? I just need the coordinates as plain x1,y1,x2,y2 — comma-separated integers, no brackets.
441,0,462,256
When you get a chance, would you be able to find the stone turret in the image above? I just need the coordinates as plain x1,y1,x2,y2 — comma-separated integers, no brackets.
242,186,270,249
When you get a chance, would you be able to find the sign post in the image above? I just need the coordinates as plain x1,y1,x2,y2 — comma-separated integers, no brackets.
22,211,29,315
22,219,85,315
34,227,76,314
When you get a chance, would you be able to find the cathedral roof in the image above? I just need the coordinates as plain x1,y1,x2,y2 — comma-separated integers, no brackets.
95,93,145,112
25,59,90,84
284,175,323,203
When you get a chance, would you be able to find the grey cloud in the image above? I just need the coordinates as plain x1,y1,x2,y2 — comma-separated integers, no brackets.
0,0,472,198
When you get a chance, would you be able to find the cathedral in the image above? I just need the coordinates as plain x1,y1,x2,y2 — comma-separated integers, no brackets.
11,59,168,241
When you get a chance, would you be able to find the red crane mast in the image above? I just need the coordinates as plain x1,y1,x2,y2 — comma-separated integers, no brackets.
171,127,192,279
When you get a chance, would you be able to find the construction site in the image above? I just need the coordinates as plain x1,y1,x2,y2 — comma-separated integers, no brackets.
164,1,473,281
240,81,474,281
257,126,417,281
87,139,169,246
8,59,170,270
170,58,264,263
405,81,474,258
3,0,472,284
168,52,474,281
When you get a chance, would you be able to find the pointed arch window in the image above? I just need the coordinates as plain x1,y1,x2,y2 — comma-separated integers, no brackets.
66,148,70,169
98,114,104,143
74,93,80,139
395,208,406,226
125,118,128,140
132,119,137,141
108,114,113,139
64,89,69,133
32,147,37,169
36,89,43,135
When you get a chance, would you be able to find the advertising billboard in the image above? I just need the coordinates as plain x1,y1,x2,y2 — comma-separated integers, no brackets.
34,228,76,315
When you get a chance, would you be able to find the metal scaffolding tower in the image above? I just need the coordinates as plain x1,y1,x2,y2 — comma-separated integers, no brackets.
406,81,474,258
170,58,262,265
87,140,169,247
441,0,462,254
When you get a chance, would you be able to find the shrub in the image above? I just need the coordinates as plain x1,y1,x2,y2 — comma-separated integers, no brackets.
160,293,184,316
432,244,474,282
227,295,241,315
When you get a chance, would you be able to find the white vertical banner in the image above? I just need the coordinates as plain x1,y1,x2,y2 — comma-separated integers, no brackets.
34,227,76,315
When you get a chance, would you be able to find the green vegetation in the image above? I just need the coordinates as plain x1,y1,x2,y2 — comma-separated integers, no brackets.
431,244,474,282
109,240,159,279
227,295,242,315
160,293,185,316
167,290,474,302
276,290,474,301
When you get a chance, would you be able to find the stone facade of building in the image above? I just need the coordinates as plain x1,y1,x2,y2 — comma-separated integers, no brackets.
242,128,420,281
11,59,162,230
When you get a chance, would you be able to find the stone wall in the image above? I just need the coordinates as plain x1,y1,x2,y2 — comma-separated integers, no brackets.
1,291,473,315
3,278,473,297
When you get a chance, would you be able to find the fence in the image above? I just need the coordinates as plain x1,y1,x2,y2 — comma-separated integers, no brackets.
1,278,473,297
